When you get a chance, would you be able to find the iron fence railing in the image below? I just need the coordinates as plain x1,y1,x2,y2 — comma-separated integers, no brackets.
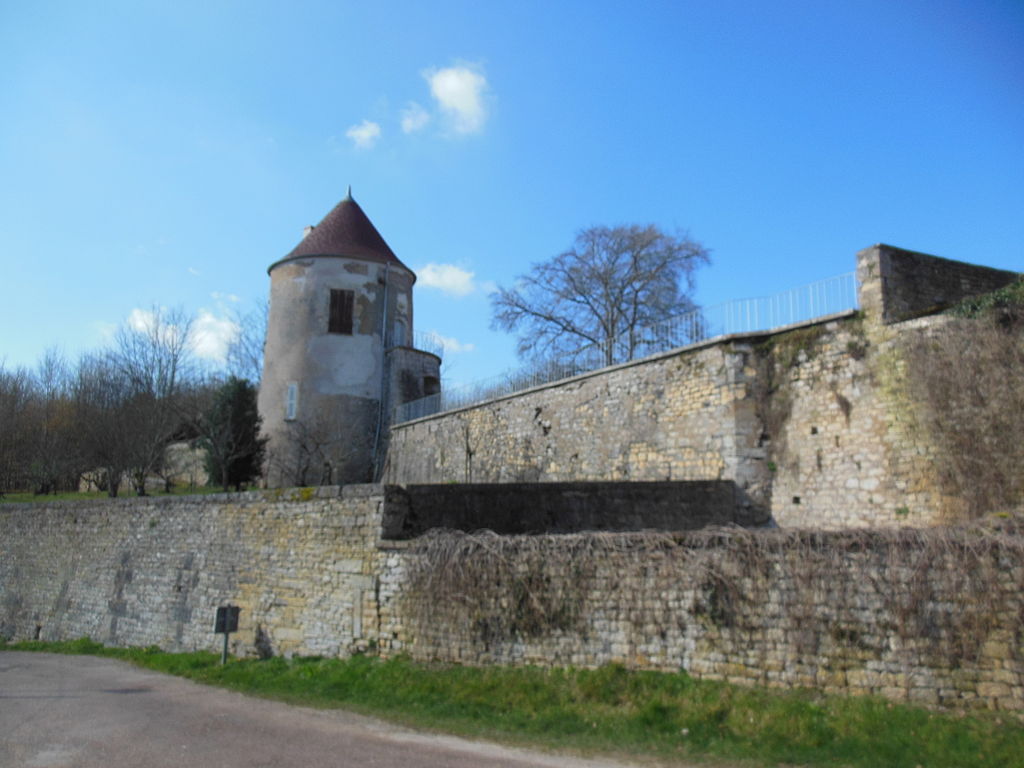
388,329,446,358
410,330,445,358
394,271,858,424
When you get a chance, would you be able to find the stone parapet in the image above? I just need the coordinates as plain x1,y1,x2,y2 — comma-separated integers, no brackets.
856,243,1019,326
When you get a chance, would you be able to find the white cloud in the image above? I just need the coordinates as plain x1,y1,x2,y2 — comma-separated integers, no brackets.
126,307,189,348
346,119,381,149
117,306,238,364
211,291,241,303
424,65,488,134
418,263,477,297
191,309,239,363
433,332,475,354
401,101,430,133
127,307,158,334
187,267,201,276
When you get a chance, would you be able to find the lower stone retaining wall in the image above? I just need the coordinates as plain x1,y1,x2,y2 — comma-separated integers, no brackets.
2,491,1022,710
0,487,385,658
377,526,1024,710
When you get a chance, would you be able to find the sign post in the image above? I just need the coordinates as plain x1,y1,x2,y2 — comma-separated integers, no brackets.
214,605,240,665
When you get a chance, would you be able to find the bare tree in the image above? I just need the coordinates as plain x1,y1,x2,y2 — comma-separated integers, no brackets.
0,363,33,495
73,353,136,497
226,298,268,386
111,307,196,495
67,308,200,497
25,349,80,494
0,353,83,496
491,225,709,366
265,415,367,488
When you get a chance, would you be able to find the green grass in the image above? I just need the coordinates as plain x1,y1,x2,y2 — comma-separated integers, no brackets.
3,638,1022,768
0,485,230,504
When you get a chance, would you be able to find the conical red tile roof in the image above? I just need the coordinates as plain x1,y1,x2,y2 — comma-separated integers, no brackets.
271,190,412,274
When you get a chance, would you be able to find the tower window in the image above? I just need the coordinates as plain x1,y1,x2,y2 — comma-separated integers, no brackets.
285,382,298,420
328,289,354,334
393,319,407,348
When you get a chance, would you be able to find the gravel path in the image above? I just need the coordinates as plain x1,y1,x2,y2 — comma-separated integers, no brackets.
0,652,663,768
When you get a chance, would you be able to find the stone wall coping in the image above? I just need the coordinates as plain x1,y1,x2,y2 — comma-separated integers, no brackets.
393,309,859,428
0,484,394,513
0,491,261,513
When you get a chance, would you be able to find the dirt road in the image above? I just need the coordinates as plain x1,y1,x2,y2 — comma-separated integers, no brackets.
0,652,650,768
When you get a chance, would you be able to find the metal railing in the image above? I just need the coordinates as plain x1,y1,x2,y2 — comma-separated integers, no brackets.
394,271,858,424
410,330,445,358
388,329,446,358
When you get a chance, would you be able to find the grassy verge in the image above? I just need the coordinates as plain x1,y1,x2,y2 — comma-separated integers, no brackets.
3,638,1022,767
0,485,232,504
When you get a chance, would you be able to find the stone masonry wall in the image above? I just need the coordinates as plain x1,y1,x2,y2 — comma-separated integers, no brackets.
376,529,1024,711
386,313,938,529
857,243,1019,325
386,247,1019,529
0,487,389,659
757,314,954,527
3,492,1022,710
385,339,774,520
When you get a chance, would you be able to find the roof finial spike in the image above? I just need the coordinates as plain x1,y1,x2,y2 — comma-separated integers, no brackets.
345,184,353,201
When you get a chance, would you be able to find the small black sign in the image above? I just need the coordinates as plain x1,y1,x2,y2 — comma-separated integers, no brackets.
214,605,240,634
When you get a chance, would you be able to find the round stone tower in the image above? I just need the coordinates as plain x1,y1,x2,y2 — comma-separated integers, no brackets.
258,189,441,487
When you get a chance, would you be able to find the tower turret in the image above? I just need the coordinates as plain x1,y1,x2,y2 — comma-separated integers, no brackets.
258,190,441,487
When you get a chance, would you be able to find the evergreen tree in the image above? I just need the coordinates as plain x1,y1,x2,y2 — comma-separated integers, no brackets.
202,377,266,491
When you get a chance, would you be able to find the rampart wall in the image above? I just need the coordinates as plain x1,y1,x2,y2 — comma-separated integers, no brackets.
385,244,1020,528
0,488,386,658
385,337,775,510
378,527,1024,711
859,244,1019,325
2,490,1022,710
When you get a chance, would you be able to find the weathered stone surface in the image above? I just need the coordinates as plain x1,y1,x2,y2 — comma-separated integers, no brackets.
0,492,384,659
5,492,1019,711
386,246,1020,529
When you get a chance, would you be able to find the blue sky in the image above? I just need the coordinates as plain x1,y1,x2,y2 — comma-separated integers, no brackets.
1,0,1021,388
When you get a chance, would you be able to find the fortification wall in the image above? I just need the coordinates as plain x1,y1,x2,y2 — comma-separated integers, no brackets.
378,527,1024,710
2,492,1021,709
755,314,954,527
857,243,1019,325
2,246,1020,709
385,314,923,528
385,339,774,519
0,480,754,656
386,246,1019,528
0,488,387,658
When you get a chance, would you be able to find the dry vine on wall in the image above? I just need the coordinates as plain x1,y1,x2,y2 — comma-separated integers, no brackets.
402,522,1024,674
900,284,1024,520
